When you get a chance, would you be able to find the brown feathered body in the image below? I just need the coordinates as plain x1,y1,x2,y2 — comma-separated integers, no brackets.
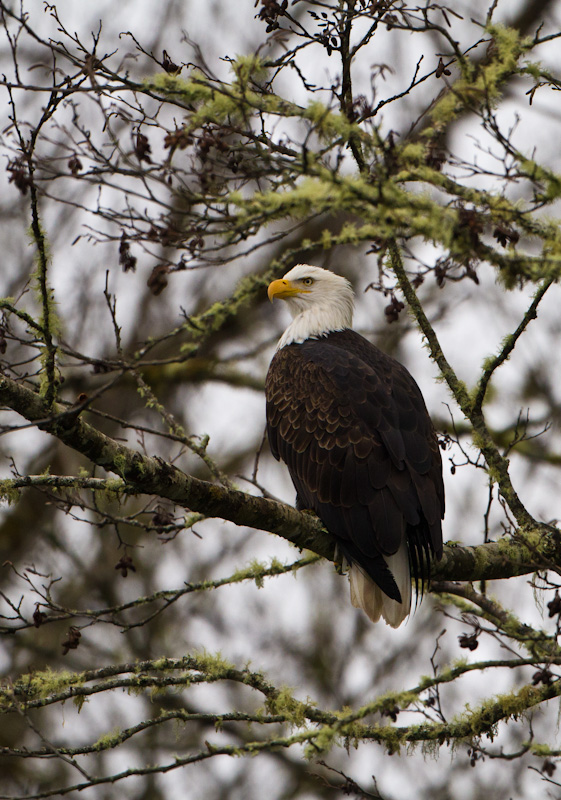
266,327,444,627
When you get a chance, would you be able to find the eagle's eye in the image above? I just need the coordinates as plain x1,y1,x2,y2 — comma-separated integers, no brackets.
301,277,314,286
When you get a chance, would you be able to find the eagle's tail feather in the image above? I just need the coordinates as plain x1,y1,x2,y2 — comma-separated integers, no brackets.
349,544,411,628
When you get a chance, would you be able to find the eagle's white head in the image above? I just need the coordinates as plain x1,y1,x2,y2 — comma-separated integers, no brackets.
268,264,355,349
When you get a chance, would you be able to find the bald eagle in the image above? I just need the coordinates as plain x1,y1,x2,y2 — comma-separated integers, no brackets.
265,265,444,627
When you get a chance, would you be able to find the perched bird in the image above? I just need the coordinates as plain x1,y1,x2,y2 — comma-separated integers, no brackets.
265,265,444,627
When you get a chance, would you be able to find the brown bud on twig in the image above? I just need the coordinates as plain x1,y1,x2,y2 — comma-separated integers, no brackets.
547,591,561,618
119,234,137,273
384,295,405,324
542,759,557,777
532,667,553,686
457,207,483,248
162,50,181,74
255,0,288,33
61,626,81,655
115,554,136,578
467,747,484,767
33,605,47,628
92,361,111,374
147,265,170,296
381,704,399,722
7,159,32,195
435,57,451,78
164,128,194,151
493,224,520,248
152,507,174,530
134,132,152,163
458,632,479,651
67,155,83,175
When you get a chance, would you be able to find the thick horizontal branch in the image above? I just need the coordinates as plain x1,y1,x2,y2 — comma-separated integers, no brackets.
430,533,561,583
0,375,331,555
1,375,560,587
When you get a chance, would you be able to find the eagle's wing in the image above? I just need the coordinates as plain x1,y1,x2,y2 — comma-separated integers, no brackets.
265,331,443,605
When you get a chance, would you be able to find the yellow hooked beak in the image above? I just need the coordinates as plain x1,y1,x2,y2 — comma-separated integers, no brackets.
267,278,307,302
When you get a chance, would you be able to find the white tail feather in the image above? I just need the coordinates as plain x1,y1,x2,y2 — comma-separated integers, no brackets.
349,543,412,628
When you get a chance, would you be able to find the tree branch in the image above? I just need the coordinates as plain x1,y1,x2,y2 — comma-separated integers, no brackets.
388,241,537,530
2,374,560,588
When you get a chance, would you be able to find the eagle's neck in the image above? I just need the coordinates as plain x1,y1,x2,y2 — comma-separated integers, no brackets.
277,297,354,350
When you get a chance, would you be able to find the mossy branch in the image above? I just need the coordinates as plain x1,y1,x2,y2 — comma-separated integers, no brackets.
1,374,559,588
4,649,560,780
473,277,554,412
425,24,531,134
132,368,234,487
13,85,64,410
1,555,320,634
138,241,322,364
27,202,58,412
433,581,561,662
388,241,536,530
0,299,45,335
0,372,333,559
